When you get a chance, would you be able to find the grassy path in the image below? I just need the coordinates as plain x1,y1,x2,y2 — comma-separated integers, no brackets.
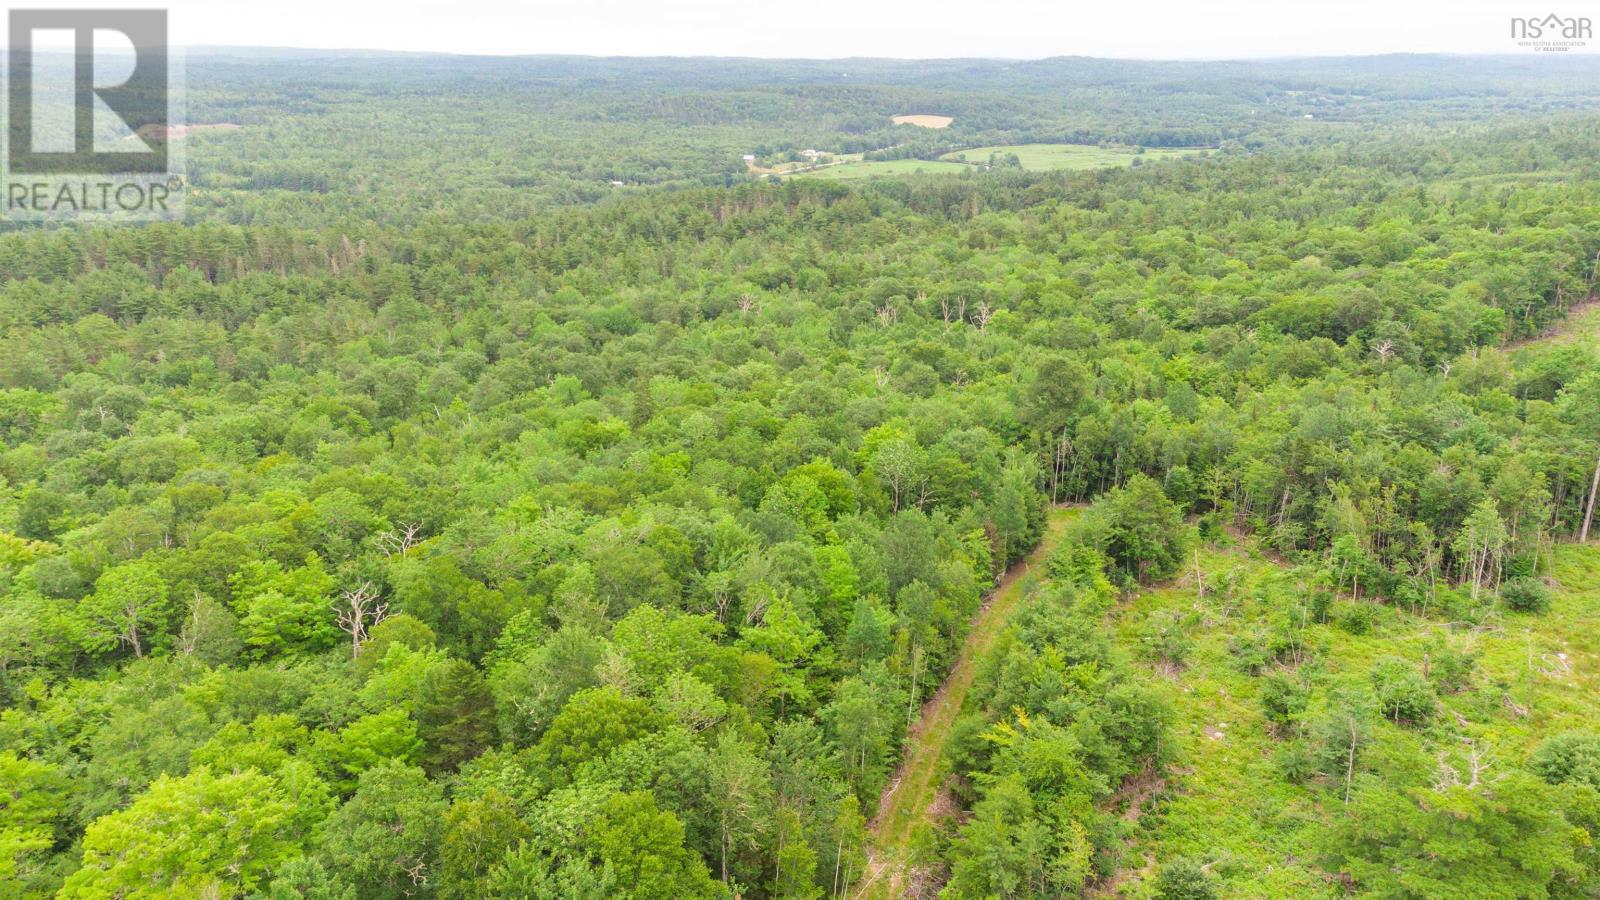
856,505,1077,898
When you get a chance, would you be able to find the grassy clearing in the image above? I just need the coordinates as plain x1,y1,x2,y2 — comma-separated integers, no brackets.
1104,300,1600,896
1104,536,1600,897
747,152,863,176
860,506,1077,898
892,114,953,128
790,143,1203,181
1509,299,1600,352
796,159,973,180
940,143,1203,171
1105,544,1336,897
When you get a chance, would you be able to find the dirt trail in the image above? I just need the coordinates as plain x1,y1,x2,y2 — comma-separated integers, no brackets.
855,506,1077,898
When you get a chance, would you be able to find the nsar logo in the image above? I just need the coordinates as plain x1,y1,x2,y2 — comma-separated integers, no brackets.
1510,13,1592,51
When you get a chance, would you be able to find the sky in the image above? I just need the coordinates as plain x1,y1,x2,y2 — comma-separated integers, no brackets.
18,0,1599,58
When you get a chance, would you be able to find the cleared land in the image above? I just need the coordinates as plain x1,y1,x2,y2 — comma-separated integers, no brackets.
795,143,1206,181
798,159,972,180
136,123,243,140
1508,298,1600,351
746,152,863,176
892,114,953,128
1103,537,1600,897
1105,304,1600,896
941,142,1202,170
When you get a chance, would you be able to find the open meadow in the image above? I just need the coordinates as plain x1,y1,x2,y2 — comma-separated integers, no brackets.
941,142,1204,170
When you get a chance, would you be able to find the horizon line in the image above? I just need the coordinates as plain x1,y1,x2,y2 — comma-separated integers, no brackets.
164,45,1598,64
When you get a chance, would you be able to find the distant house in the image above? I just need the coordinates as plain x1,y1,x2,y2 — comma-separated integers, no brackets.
800,149,823,160
1303,114,1315,119
609,180,625,186
742,154,756,162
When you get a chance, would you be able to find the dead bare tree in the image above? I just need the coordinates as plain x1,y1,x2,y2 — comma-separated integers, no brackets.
334,582,390,659
1340,713,1362,804
701,573,736,624
174,591,210,657
875,301,898,328
1583,455,1600,543
939,294,968,331
373,522,423,559
1049,432,1073,502
1434,739,1497,791
972,301,994,332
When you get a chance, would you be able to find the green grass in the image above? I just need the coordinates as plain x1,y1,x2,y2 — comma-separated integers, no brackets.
792,159,973,180
1108,545,1336,897
1510,299,1600,354
786,144,1203,181
939,143,1203,171
749,152,863,175
1106,537,1600,897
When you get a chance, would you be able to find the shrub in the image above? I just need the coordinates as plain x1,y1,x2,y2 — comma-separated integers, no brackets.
1154,858,1216,900
1267,614,1317,666
1503,553,1537,579
1424,637,1476,694
1338,603,1377,636
1530,731,1600,788
1227,627,1271,675
1260,673,1308,732
1140,609,1194,667
1074,474,1191,585
1501,577,1552,613
1307,589,1334,624
1369,657,1436,725
1274,739,1318,783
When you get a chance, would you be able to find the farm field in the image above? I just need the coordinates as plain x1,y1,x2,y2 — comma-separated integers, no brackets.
747,152,864,176
796,158,973,179
940,142,1204,170
794,143,1201,181
892,113,953,127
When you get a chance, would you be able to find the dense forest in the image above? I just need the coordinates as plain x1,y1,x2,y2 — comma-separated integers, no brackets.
2,53,1600,899
163,52,1600,225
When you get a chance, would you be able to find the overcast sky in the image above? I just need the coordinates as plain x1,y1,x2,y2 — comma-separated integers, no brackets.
23,0,1600,58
